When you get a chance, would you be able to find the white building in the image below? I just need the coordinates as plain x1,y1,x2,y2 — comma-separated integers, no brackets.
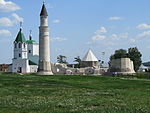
11,28,38,73
26,32,39,64
109,58,135,74
80,49,100,68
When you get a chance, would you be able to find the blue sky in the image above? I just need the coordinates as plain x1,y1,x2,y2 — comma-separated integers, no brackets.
0,0,150,64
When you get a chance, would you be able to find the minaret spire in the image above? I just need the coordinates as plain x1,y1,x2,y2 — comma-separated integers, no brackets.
40,1,48,16
29,30,32,40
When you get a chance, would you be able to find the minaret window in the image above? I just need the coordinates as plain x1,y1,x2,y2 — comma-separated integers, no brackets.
19,43,21,48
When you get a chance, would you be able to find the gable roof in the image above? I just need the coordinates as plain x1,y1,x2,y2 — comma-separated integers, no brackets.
15,29,26,43
82,49,99,62
40,4,48,16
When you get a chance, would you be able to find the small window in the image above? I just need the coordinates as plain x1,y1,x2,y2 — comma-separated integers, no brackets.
19,54,21,57
19,43,21,48
24,43,26,48
29,50,31,53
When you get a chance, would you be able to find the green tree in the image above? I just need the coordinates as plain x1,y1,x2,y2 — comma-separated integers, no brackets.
110,47,142,72
74,56,81,68
57,55,68,64
110,49,128,60
128,47,142,72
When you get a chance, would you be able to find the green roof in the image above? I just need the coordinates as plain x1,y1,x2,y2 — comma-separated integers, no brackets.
26,40,37,44
15,29,26,43
29,60,37,65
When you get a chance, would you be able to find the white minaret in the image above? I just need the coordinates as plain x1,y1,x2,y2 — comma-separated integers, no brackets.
38,3,53,75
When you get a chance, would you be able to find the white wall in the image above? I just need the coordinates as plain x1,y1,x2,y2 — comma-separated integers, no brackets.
28,43,39,56
12,59,30,73
14,42,28,59
30,65,38,73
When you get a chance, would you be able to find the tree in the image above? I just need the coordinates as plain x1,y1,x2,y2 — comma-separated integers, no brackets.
74,56,81,68
110,49,128,60
110,47,142,72
128,47,142,72
57,55,68,64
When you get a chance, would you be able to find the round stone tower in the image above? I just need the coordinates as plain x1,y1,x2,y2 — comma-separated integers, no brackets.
38,3,53,75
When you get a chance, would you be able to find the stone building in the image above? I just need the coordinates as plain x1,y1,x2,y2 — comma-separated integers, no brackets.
0,64,9,72
109,58,135,74
80,49,100,68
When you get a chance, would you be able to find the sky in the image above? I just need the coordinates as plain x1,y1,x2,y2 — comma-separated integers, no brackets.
0,0,150,64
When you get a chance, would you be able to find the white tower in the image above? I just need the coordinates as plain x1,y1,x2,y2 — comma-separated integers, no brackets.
12,27,30,73
38,3,53,75
26,30,39,64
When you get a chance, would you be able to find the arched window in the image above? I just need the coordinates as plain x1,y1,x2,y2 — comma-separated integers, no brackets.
19,54,21,57
14,43,17,48
19,43,21,48
29,50,31,53
24,43,26,48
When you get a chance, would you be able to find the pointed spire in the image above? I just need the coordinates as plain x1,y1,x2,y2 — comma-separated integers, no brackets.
20,22,23,31
40,2,48,16
29,30,32,40
43,0,45,4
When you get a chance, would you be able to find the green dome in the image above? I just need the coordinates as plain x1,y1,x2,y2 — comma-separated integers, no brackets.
15,29,26,43
26,40,37,44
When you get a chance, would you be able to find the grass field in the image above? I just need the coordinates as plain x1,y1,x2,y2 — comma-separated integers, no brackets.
0,73,150,113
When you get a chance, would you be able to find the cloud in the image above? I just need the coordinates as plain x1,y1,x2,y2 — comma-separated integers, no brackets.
12,13,24,23
95,27,107,34
104,42,116,46
109,16,124,21
52,19,60,24
129,39,136,43
92,35,106,41
137,23,150,30
110,34,118,40
51,37,67,41
0,14,23,27
120,32,129,39
0,29,11,37
138,30,150,37
0,0,20,12
0,17,13,26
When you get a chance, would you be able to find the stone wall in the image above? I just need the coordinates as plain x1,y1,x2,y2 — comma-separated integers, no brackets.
109,58,135,74
80,61,100,68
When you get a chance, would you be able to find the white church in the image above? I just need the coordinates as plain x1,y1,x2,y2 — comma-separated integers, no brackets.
11,28,39,73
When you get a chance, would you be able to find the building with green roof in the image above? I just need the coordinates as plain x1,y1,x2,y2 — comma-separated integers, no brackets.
14,28,26,43
12,27,39,73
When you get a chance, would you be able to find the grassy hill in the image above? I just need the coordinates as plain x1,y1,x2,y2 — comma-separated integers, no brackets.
0,73,150,113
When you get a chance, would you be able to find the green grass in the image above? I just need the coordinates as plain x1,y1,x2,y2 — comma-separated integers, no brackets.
0,73,150,113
